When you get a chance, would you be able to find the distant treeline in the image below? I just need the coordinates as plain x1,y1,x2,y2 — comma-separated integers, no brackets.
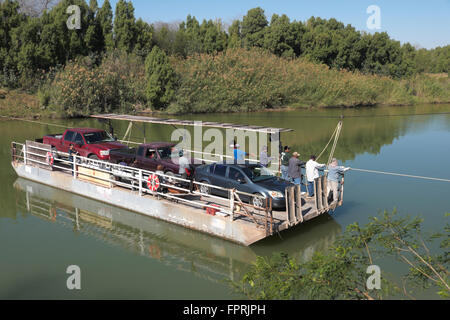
0,0,449,116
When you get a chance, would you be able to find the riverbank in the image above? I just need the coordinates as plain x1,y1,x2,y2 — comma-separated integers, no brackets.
1,49,449,119
168,49,450,114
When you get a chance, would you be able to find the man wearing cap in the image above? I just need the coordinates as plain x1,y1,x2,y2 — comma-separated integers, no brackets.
327,158,350,203
288,152,305,185
280,146,292,181
233,143,247,163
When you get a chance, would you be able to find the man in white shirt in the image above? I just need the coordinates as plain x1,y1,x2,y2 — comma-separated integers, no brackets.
305,155,326,198
178,150,190,179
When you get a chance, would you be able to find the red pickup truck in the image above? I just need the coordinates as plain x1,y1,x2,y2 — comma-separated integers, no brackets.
41,128,126,160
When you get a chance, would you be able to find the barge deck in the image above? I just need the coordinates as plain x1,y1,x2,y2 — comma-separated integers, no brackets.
11,140,345,246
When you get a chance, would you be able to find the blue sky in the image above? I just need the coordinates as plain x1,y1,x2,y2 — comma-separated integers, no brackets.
98,0,450,49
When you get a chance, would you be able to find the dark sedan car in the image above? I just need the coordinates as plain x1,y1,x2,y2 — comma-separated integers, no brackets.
194,162,294,209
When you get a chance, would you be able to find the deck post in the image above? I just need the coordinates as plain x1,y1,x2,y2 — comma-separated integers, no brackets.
295,184,303,223
229,189,234,221
313,179,319,211
269,198,273,235
138,169,143,196
288,186,295,225
265,198,269,236
322,176,328,211
285,188,289,224
23,144,27,165
339,176,345,206
73,155,77,179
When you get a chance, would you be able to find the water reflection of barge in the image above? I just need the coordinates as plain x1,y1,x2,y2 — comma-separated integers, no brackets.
14,178,342,283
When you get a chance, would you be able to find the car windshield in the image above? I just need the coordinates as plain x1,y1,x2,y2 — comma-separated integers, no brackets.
242,165,275,182
84,131,115,144
158,147,176,159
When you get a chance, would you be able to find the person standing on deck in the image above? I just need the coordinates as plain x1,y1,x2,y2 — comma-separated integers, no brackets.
280,146,292,181
260,145,275,168
305,155,326,198
288,152,305,185
233,143,256,164
178,150,190,180
68,144,79,177
327,158,350,203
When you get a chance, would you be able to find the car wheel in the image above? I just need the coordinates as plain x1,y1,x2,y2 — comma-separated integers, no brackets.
89,154,99,160
252,193,265,208
199,181,211,195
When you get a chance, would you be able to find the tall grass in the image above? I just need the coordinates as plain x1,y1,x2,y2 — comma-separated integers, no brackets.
30,48,450,118
169,48,450,114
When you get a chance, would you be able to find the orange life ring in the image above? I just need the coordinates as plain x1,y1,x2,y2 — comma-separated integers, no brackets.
147,174,160,192
46,151,54,166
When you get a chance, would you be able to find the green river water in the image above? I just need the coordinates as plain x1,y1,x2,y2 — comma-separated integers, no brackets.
1,104,449,299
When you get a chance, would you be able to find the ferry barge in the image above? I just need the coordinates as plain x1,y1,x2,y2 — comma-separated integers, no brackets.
10,115,345,246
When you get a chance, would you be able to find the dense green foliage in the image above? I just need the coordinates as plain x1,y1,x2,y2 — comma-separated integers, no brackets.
43,50,146,116
0,1,448,117
145,46,176,110
171,48,450,114
230,211,449,300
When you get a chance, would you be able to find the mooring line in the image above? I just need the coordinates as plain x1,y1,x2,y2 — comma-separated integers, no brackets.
0,115,71,129
350,167,450,183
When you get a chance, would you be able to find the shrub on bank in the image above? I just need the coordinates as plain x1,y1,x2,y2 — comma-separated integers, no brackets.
40,48,450,117
170,48,421,114
47,51,147,117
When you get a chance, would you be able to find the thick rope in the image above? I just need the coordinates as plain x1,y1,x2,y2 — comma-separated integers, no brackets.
317,122,340,161
327,121,342,166
122,121,133,147
350,168,450,183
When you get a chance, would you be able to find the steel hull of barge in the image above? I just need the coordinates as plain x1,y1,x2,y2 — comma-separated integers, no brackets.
10,141,344,246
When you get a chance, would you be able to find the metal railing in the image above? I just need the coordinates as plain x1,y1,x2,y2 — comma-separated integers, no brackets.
117,139,282,174
11,141,274,233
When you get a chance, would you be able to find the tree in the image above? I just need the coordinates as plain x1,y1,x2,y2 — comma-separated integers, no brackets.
201,19,227,54
114,0,136,53
227,20,241,49
176,15,203,56
241,7,268,48
84,0,104,54
133,18,153,58
97,0,114,51
145,46,176,109
0,0,26,74
264,14,295,58
230,210,449,300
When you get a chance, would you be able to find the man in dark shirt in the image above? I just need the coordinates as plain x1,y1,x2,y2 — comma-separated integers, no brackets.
288,152,305,185
280,146,292,181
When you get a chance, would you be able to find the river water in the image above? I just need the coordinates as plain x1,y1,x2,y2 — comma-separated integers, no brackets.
1,104,449,299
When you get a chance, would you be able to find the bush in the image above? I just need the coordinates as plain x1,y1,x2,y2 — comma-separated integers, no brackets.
172,48,416,114
48,50,147,117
